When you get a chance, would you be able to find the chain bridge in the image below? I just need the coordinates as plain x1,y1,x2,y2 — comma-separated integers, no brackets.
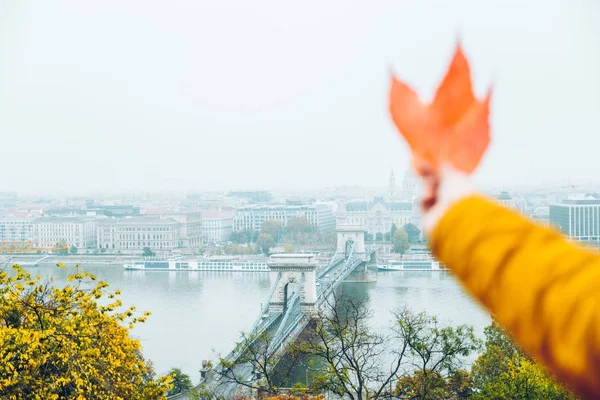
168,225,375,399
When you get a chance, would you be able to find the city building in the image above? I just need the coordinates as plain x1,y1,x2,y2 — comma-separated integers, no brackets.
96,219,118,251
159,209,202,249
387,169,418,202
233,203,336,232
401,169,419,201
531,206,550,226
337,196,413,240
549,195,600,243
495,191,526,214
228,191,273,203
45,204,140,218
180,193,249,209
0,192,18,209
202,211,234,243
389,169,396,199
91,204,140,217
32,217,97,249
96,217,179,253
0,217,34,242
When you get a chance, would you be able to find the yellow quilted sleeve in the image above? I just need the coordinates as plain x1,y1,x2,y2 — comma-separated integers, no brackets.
430,195,600,398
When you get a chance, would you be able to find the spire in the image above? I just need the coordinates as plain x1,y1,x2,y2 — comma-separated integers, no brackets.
389,169,396,199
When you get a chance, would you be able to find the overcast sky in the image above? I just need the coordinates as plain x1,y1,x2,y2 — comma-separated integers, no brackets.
1,0,598,195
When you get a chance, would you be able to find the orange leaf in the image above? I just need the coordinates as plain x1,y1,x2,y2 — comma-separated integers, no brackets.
389,44,491,175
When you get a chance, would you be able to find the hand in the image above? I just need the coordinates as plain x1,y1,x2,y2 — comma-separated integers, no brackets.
417,162,476,236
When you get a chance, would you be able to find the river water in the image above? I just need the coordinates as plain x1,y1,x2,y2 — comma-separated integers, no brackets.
30,263,490,382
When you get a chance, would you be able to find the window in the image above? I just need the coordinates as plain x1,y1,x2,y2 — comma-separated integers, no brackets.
145,262,169,269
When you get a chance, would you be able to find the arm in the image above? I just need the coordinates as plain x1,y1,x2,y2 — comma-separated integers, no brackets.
429,194,600,398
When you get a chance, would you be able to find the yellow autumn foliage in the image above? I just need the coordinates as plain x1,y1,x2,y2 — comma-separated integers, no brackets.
0,263,172,399
264,396,323,400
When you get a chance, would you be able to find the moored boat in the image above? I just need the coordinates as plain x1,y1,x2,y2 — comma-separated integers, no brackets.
124,256,269,271
377,254,443,271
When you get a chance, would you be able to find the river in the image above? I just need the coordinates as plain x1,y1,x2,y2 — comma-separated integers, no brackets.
29,263,490,382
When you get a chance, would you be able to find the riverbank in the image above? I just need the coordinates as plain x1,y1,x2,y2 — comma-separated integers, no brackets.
1,254,136,267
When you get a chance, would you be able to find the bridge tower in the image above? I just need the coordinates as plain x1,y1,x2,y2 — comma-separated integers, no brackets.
336,225,366,260
267,254,318,315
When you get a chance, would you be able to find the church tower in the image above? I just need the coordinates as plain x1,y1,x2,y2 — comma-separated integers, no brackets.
389,169,396,199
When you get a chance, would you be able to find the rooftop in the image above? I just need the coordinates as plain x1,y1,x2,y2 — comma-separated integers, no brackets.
0,212,35,219
160,208,202,215
237,204,320,211
98,217,178,225
202,211,234,219
32,217,94,224
141,208,166,215
345,198,412,212
558,193,600,205
497,191,512,200
558,199,600,205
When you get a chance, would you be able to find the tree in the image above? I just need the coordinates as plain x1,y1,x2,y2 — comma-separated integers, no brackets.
256,233,275,255
395,369,448,399
222,244,257,255
391,223,398,239
295,292,480,400
230,230,259,245
55,241,68,255
283,243,295,253
0,263,171,399
261,220,283,243
394,369,473,399
69,245,78,254
100,247,107,254
186,382,214,400
229,231,244,244
393,308,481,400
392,228,410,254
286,217,311,234
143,247,155,257
217,330,302,398
471,322,575,400
216,292,480,400
404,223,421,244
447,370,474,399
166,368,193,396
319,232,337,247
285,217,315,244
223,245,241,255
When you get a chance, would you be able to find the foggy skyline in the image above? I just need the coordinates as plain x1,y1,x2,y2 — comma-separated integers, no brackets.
1,0,599,196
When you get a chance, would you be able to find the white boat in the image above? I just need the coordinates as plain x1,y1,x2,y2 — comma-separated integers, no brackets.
124,256,270,272
377,254,442,271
